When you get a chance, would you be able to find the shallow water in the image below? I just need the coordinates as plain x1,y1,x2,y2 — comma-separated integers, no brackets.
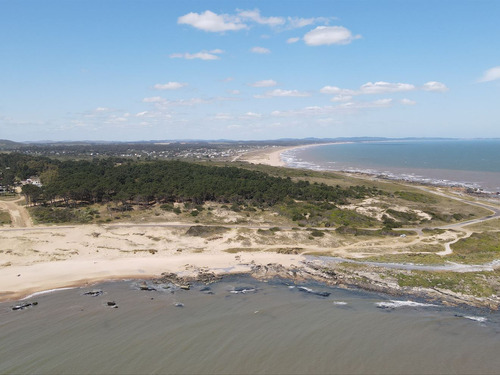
1,277,499,374
284,140,500,192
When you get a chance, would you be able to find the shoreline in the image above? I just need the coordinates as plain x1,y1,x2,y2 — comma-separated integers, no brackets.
0,250,304,303
1,147,499,309
242,143,500,199
241,142,339,167
6,257,499,311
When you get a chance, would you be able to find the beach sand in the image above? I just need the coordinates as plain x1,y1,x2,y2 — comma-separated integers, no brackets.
241,142,338,167
0,224,303,302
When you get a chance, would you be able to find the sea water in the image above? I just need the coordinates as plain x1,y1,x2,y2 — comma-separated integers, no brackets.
283,140,500,192
1,277,499,374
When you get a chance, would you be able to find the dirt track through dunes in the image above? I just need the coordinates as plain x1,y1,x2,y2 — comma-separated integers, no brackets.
0,197,32,228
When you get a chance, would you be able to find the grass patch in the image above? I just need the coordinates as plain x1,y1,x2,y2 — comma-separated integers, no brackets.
463,218,500,232
0,210,11,225
270,247,304,254
422,228,446,235
395,270,498,297
30,206,99,224
224,247,259,253
336,226,416,237
385,208,421,224
361,253,446,265
394,191,437,204
448,232,500,264
185,225,230,237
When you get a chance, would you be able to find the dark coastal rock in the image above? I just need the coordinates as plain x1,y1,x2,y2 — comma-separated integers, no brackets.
297,286,331,297
230,286,257,294
174,302,184,308
83,290,103,297
138,282,156,291
196,271,221,284
154,271,220,291
12,301,38,311
106,301,117,308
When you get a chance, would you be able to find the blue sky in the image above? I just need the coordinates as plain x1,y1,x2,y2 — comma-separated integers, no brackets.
1,0,499,141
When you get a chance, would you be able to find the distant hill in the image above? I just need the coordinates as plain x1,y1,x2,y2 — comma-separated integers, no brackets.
0,139,24,150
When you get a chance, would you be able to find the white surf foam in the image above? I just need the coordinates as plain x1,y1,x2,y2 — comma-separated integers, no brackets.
463,315,488,323
21,287,77,300
375,300,438,309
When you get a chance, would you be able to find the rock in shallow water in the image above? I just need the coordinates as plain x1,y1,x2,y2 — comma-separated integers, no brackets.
83,290,103,297
297,286,331,297
12,301,38,311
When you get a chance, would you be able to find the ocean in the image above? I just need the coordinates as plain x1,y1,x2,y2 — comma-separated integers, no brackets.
1,277,499,374
282,140,500,193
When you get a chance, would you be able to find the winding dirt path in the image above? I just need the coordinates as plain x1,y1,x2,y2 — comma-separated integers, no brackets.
0,197,32,228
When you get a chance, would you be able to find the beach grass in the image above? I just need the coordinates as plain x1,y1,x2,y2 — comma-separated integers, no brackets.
0,210,11,225
395,269,498,298
448,231,500,264
360,253,446,265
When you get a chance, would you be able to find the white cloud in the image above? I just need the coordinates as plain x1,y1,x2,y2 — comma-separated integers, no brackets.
255,89,311,98
287,17,331,29
242,111,262,118
371,98,393,106
320,86,356,95
142,96,165,103
400,98,416,105
359,81,415,94
227,89,240,95
238,9,285,27
287,37,300,44
178,9,338,35
169,49,224,60
478,66,500,82
153,82,188,90
95,107,111,112
178,10,247,32
321,81,447,97
303,26,361,46
421,81,448,92
251,46,271,54
287,17,318,28
214,113,233,120
270,99,395,118
331,95,352,102
142,97,209,107
249,79,277,87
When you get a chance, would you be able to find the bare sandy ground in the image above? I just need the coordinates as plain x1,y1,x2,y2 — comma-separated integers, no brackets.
0,197,32,227
0,224,305,301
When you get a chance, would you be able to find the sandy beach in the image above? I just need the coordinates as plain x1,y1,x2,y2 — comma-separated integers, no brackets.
0,223,305,302
241,142,338,167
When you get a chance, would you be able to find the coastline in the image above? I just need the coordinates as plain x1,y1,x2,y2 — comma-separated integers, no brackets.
1,145,499,310
243,143,500,198
0,223,304,302
241,142,339,167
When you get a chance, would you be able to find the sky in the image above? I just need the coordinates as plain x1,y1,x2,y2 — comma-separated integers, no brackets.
1,0,499,142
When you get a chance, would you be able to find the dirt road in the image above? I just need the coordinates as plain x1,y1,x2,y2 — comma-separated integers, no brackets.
0,197,32,227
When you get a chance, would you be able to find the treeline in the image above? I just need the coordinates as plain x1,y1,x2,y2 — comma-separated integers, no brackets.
12,157,379,207
0,153,56,185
